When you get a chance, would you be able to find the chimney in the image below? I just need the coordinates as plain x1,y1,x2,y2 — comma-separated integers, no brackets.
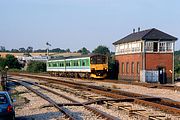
133,29,135,33
138,27,140,32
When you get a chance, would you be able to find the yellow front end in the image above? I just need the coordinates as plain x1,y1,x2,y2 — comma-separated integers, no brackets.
90,64,108,79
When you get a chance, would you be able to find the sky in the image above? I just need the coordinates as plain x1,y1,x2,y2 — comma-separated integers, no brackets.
0,0,180,52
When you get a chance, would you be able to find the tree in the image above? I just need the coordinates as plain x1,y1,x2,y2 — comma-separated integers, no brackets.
50,48,66,53
0,57,6,70
78,47,90,55
27,61,46,73
175,50,180,76
11,49,19,53
19,48,26,53
51,48,61,52
0,46,6,52
27,46,33,53
92,45,110,55
5,54,22,69
66,48,70,52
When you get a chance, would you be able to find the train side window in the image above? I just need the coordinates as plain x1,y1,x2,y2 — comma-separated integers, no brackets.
60,62,63,67
78,60,81,66
75,60,79,66
66,61,70,66
82,60,86,66
53,63,56,67
91,57,96,64
87,59,90,66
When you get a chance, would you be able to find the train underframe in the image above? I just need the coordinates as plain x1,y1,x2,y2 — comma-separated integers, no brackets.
48,70,107,79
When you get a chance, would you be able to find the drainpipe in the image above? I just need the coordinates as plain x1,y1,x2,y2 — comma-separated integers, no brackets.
172,41,175,84
142,40,146,82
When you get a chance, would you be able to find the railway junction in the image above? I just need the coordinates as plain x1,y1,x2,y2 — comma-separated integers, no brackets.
2,72,179,120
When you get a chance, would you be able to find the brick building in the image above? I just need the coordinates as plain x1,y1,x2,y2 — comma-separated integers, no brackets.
113,28,177,84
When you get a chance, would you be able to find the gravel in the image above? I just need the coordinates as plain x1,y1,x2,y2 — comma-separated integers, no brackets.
14,86,65,120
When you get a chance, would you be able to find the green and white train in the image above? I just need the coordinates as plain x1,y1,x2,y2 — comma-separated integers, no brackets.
47,54,108,79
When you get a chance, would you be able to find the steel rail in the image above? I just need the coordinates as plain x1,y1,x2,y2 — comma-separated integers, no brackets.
11,78,120,120
10,72,180,91
9,73,180,115
12,80,77,120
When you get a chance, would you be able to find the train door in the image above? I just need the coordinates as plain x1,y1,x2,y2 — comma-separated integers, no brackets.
158,67,167,84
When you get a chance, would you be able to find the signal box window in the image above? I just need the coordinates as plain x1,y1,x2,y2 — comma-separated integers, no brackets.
122,62,124,73
166,42,172,51
126,62,129,73
137,62,140,74
159,42,166,51
131,62,134,73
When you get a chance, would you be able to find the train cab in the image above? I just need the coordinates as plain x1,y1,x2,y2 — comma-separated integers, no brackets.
90,55,108,78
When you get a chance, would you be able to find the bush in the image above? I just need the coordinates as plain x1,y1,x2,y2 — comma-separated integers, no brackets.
8,69,22,72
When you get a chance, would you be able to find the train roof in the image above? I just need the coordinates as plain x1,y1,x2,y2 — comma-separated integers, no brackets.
48,54,106,60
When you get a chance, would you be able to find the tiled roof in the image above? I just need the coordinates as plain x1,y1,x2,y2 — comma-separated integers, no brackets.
113,28,177,45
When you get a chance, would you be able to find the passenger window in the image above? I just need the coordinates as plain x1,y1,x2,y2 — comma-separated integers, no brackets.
82,60,86,66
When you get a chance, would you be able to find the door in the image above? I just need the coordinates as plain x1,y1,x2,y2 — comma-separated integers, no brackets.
158,67,167,84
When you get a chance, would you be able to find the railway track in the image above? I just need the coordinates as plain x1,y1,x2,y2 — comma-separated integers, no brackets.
17,72,180,91
11,78,119,120
9,73,180,116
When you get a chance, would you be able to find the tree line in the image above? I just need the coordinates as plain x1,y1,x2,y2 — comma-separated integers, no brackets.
0,46,91,54
0,46,70,53
0,45,113,56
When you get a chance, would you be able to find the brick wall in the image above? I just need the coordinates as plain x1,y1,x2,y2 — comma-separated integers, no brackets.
115,53,143,81
145,53,173,83
115,53,173,83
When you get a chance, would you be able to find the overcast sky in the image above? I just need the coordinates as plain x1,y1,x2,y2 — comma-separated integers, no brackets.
0,0,180,52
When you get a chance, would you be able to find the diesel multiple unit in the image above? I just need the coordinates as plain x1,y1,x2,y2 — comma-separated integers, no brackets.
47,54,108,79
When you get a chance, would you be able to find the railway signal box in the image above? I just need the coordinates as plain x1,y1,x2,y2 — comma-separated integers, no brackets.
113,28,177,84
